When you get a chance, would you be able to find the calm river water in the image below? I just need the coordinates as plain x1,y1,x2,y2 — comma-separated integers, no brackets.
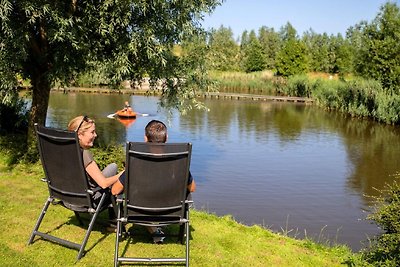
46,91,400,251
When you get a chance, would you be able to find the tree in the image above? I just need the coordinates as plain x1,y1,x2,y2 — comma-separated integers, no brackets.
346,22,367,76
302,30,330,73
279,22,297,42
355,2,400,93
258,26,281,70
0,0,221,158
207,25,240,71
243,30,265,72
275,39,309,77
331,34,353,76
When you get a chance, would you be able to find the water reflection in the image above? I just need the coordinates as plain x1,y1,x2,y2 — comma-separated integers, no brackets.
46,92,400,251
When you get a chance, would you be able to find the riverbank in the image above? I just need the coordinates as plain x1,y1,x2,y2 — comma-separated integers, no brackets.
0,143,360,266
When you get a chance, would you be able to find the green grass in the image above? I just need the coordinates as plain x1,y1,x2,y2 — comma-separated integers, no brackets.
0,150,361,266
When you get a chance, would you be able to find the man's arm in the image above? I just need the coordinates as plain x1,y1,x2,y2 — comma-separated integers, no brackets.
187,180,196,192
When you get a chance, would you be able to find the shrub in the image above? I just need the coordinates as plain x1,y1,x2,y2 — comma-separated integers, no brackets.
374,93,400,124
92,143,125,170
285,75,311,97
362,178,400,266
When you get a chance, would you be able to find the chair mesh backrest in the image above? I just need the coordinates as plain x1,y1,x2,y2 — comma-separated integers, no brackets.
124,142,192,217
35,124,91,208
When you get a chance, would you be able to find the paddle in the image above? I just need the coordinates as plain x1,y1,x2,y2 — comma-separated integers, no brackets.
107,112,149,118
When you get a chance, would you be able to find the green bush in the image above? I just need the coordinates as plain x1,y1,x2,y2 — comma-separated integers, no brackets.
92,143,125,170
285,75,311,97
374,93,400,124
312,79,344,110
362,179,400,266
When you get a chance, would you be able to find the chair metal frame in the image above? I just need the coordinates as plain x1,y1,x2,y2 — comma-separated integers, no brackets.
114,142,192,267
28,123,110,260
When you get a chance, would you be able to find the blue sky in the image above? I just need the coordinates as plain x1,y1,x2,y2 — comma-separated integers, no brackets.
201,0,391,39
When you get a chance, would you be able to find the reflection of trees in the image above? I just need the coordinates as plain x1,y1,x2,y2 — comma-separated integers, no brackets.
236,101,273,140
271,103,306,141
301,108,400,203
205,99,237,139
336,118,400,200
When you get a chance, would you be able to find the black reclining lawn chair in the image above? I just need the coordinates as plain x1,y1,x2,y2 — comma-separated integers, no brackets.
28,123,113,260
114,142,192,267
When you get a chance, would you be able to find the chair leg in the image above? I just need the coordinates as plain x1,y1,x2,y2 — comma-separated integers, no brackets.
76,194,106,260
114,204,122,267
179,203,189,244
185,209,190,267
28,197,52,245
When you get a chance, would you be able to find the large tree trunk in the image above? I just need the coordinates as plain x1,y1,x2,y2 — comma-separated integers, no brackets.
26,75,51,160
25,19,51,160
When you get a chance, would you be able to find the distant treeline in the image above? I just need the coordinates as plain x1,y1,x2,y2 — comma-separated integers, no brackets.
200,2,400,94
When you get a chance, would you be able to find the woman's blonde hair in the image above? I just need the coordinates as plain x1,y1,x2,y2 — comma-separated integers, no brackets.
68,115,95,133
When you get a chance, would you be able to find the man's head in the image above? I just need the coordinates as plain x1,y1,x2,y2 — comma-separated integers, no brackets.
144,120,167,143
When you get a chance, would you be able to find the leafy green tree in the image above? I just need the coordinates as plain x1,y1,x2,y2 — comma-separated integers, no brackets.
240,30,250,49
275,39,309,77
0,0,220,157
258,26,281,70
279,22,297,42
346,22,367,69
172,33,215,113
243,30,265,72
355,2,400,93
302,30,330,73
331,34,353,76
238,30,249,71
207,26,240,71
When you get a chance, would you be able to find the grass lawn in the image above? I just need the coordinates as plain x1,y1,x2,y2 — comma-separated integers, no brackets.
0,152,360,266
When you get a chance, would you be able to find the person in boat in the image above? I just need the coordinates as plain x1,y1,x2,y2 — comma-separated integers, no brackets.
68,115,125,213
123,101,133,112
111,120,196,243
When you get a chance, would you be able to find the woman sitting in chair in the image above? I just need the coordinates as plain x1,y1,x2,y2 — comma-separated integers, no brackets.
68,115,124,209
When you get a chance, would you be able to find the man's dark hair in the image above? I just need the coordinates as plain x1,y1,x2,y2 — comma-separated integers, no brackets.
145,120,167,143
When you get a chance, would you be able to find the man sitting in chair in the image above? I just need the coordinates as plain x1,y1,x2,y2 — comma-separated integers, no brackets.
111,120,196,243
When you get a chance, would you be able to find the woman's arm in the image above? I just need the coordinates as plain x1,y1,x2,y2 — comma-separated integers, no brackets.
85,161,122,189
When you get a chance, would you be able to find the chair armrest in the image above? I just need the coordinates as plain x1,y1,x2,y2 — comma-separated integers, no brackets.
87,186,103,195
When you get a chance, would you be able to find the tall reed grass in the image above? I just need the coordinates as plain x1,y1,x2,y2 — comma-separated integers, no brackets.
209,70,284,95
300,76,400,124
